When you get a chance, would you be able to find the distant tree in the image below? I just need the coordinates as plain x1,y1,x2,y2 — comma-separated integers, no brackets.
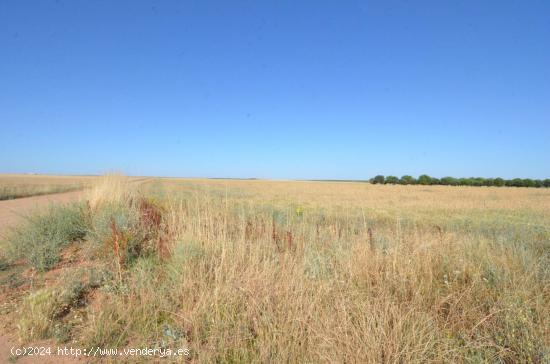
418,174,432,185
472,177,486,186
511,178,524,187
400,175,416,185
370,175,547,188
522,179,535,188
493,177,505,187
440,176,458,186
372,175,385,184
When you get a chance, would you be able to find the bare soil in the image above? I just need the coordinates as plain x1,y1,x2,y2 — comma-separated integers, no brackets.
0,191,83,238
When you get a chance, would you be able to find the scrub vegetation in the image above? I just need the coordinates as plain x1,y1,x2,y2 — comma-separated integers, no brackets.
1,175,549,363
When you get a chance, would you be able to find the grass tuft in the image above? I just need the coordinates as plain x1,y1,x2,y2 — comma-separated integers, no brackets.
7,203,88,271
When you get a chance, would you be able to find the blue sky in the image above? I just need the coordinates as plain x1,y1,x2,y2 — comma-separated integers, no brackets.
1,1,549,179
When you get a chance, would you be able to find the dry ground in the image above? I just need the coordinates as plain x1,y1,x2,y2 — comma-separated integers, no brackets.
0,189,85,363
0,191,84,237
0,176,549,363
0,175,98,201
0,175,150,363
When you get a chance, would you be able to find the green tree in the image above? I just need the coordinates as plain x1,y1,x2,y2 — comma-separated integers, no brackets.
418,175,432,185
493,177,505,187
400,175,416,185
543,179,550,188
385,176,399,184
471,178,485,186
522,179,535,188
441,177,458,186
372,175,385,184
511,178,524,187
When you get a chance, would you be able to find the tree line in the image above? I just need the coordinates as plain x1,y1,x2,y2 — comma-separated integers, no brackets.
370,175,550,188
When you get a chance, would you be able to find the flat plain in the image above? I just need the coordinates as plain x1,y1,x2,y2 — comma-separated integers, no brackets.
1,175,549,363
0,174,97,201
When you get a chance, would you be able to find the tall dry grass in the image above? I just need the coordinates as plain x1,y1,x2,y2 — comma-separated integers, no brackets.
86,174,136,210
9,177,550,363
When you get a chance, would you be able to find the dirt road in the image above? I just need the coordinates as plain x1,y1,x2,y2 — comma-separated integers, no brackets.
0,178,153,362
0,190,83,239
0,190,84,363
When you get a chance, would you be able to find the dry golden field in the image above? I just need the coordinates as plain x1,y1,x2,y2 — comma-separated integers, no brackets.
1,175,549,363
0,174,97,200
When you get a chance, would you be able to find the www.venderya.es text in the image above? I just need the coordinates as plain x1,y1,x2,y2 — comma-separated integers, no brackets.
11,346,190,358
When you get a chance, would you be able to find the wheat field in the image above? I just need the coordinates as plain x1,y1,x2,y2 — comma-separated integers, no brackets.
1,176,549,363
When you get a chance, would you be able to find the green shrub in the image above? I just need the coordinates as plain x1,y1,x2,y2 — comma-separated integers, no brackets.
8,203,88,271
87,199,163,266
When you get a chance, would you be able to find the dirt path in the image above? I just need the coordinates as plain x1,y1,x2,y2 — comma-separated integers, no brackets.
0,177,154,238
0,191,85,363
0,179,155,363
0,190,83,239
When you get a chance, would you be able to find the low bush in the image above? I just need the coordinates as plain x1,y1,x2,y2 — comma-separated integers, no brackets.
8,203,88,271
86,198,168,270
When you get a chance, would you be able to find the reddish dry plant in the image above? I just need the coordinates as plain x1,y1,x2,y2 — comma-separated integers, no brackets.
272,217,279,248
109,218,125,281
138,198,162,232
271,218,294,252
286,230,293,251
367,227,375,250
245,220,253,240
316,223,320,239
108,198,171,272
109,219,121,264
244,219,266,241
137,198,171,260
434,225,444,244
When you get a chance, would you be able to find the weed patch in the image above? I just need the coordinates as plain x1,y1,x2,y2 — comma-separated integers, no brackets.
8,203,88,271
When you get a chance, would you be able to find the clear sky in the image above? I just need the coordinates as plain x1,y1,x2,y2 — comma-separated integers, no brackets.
1,1,549,179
